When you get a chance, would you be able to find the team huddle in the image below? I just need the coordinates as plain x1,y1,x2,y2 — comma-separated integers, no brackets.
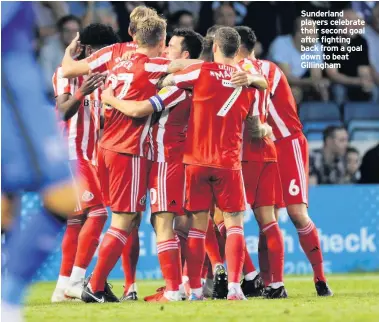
51,6,333,303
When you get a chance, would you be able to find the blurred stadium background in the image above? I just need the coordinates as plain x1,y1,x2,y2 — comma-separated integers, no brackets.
6,1,378,281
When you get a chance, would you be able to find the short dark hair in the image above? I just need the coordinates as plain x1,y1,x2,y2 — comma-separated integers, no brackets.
57,15,81,31
234,26,257,54
214,27,241,58
346,147,359,155
323,125,347,143
206,25,223,38
199,37,214,62
170,10,193,26
172,28,204,59
80,23,120,49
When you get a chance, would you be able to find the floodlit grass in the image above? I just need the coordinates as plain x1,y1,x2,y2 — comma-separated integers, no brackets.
25,274,379,322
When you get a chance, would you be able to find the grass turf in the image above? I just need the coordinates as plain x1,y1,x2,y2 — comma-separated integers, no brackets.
25,274,379,322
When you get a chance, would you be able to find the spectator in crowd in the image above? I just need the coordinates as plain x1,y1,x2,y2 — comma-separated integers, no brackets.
343,147,361,183
310,126,349,185
364,3,379,92
39,15,81,97
170,10,195,31
325,9,377,104
168,2,201,20
33,2,70,40
212,1,248,25
268,17,330,104
214,3,237,27
359,143,379,183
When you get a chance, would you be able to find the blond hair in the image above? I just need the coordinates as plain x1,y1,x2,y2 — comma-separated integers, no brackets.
135,16,167,47
129,6,158,35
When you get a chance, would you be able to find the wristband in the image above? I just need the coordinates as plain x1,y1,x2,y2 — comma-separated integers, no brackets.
74,89,85,101
149,95,165,112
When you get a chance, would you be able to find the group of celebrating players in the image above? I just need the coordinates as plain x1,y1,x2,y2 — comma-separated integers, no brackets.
51,5,333,303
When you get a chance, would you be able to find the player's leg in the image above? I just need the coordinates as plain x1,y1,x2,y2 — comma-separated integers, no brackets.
205,214,223,275
239,161,264,297
82,152,147,303
64,160,108,300
120,213,140,301
253,162,287,299
184,165,212,300
278,134,332,296
214,168,247,300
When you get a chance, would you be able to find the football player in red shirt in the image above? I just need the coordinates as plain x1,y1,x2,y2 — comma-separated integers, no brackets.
159,27,267,300
233,27,333,297
51,24,119,302
101,28,204,302
60,6,159,302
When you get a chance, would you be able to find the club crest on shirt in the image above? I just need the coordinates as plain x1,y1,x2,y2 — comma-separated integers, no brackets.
140,195,146,206
82,190,94,202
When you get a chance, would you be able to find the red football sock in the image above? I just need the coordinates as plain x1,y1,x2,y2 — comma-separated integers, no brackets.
90,227,128,293
201,255,210,279
216,223,226,262
297,221,326,282
243,243,257,275
183,261,188,277
121,227,139,292
225,226,245,283
157,238,182,291
262,222,284,284
175,231,187,269
186,228,206,289
60,218,82,277
74,206,107,269
258,231,271,286
205,218,223,270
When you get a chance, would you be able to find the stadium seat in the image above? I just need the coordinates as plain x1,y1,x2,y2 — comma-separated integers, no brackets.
344,102,379,123
351,130,379,140
306,131,323,141
303,120,343,133
348,120,379,133
299,102,341,123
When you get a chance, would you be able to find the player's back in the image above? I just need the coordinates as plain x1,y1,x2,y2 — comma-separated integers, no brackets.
101,53,170,156
259,60,302,140
182,62,253,170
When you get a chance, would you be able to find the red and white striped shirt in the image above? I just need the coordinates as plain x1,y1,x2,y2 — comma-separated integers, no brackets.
102,54,171,156
52,66,102,164
259,60,302,141
86,42,138,73
239,58,277,162
147,86,191,163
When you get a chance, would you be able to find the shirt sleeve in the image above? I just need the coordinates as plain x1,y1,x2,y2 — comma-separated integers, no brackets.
144,57,172,83
173,62,203,88
86,44,116,73
149,86,187,112
52,67,74,97
249,89,262,117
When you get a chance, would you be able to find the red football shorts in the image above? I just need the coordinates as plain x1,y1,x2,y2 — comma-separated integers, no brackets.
69,159,103,214
97,147,148,213
184,165,246,213
149,161,185,215
275,132,309,206
242,161,284,209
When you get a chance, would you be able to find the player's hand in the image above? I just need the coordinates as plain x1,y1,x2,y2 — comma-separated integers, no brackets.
101,86,115,105
80,72,105,95
231,71,250,87
66,32,80,57
122,50,136,61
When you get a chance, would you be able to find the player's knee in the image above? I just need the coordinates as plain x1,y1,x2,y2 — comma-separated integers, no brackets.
42,181,77,218
287,204,309,228
213,207,224,225
111,211,137,232
174,216,190,236
223,210,244,228
253,206,275,225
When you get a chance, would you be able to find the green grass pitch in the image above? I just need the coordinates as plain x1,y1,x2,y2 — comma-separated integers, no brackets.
25,274,379,322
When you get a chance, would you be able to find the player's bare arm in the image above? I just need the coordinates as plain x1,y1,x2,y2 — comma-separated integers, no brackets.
56,72,105,121
157,74,176,89
231,71,268,90
245,115,273,139
62,33,91,78
101,87,154,118
166,59,203,73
